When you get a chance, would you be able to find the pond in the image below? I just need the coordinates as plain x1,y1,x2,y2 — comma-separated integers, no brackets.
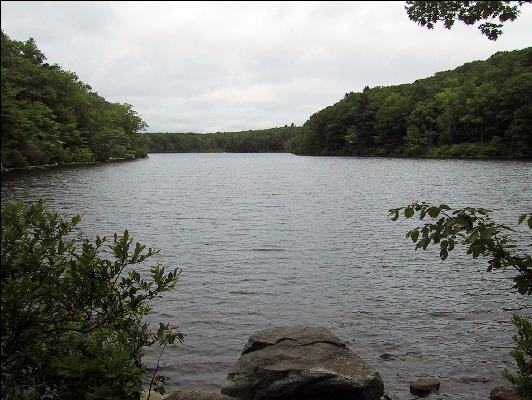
2,153,531,399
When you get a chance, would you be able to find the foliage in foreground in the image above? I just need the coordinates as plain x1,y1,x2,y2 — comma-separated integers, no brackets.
389,203,531,294
1,200,183,399
389,202,531,396
503,314,532,396
405,1,531,40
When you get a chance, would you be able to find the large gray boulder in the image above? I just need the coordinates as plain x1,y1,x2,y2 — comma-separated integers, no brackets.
221,325,384,400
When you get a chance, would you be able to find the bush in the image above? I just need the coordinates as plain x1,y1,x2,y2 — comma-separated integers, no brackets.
446,142,480,158
1,200,183,399
1,148,29,168
24,142,49,165
504,314,532,397
71,146,95,163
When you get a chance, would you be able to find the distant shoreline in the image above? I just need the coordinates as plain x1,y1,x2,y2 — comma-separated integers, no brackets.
2,152,531,174
1,155,148,173
148,151,532,161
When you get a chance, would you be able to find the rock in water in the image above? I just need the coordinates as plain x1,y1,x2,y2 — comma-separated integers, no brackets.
221,325,384,400
489,386,523,400
409,378,440,397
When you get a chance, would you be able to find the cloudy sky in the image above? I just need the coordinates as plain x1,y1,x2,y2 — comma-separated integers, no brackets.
2,1,531,133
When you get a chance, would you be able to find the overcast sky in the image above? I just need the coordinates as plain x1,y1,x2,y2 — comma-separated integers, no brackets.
2,1,531,133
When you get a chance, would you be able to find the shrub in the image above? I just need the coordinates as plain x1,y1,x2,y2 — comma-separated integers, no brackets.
503,314,532,397
71,146,95,163
1,148,29,168
1,200,183,399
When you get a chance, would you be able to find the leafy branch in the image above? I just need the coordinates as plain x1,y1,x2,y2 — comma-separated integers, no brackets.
389,202,531,396
405,1,532,40
389,202,531,295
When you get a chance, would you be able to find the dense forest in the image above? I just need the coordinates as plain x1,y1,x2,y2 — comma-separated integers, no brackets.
148,47,531,159
1,31,150,168
148,125,301,153
287,47,532,158
2,30,531,165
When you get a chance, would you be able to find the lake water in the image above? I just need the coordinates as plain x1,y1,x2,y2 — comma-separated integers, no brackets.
2,153,531,399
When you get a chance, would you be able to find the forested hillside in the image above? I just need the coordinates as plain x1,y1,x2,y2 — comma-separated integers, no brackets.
3,29,530,164
1,32,150,168
288,47,532,159
148,125,301,153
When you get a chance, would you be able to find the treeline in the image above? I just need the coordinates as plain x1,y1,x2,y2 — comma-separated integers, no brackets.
288,47,532,159
3,30,530,164
1,32,150,168
148,125,301,153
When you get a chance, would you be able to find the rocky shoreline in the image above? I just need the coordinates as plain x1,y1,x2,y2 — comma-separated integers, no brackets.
144,325,523,400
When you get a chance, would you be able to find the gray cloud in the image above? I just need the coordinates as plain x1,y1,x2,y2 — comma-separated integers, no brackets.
2,1,531,132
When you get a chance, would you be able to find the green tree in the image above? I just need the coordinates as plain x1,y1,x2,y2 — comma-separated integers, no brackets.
389,202,531,396
289,47,531,159
1,200,183,399
374,91,412,153
433,86,467,145
405,1,532,40
1,31,149,168
404,99,439,155
403,125,429,156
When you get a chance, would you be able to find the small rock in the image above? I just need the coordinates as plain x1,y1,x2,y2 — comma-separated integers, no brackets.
490,386,523,400
379,353,396,361
409,378,440,397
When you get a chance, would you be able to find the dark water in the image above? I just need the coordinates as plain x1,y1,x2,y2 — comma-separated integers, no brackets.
2,153,531,399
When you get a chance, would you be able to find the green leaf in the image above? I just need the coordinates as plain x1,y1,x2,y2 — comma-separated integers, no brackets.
428,207,440,218
447,238,455,251
410,229,419,242
404,207,415,218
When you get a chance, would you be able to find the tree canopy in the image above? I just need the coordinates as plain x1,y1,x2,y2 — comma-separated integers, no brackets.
1,31,150,169
405,1,532,40
287,47,532,159
148,125,301,153
147,48,531,160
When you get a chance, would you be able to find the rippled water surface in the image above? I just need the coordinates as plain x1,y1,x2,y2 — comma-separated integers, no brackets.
2,153,531,399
